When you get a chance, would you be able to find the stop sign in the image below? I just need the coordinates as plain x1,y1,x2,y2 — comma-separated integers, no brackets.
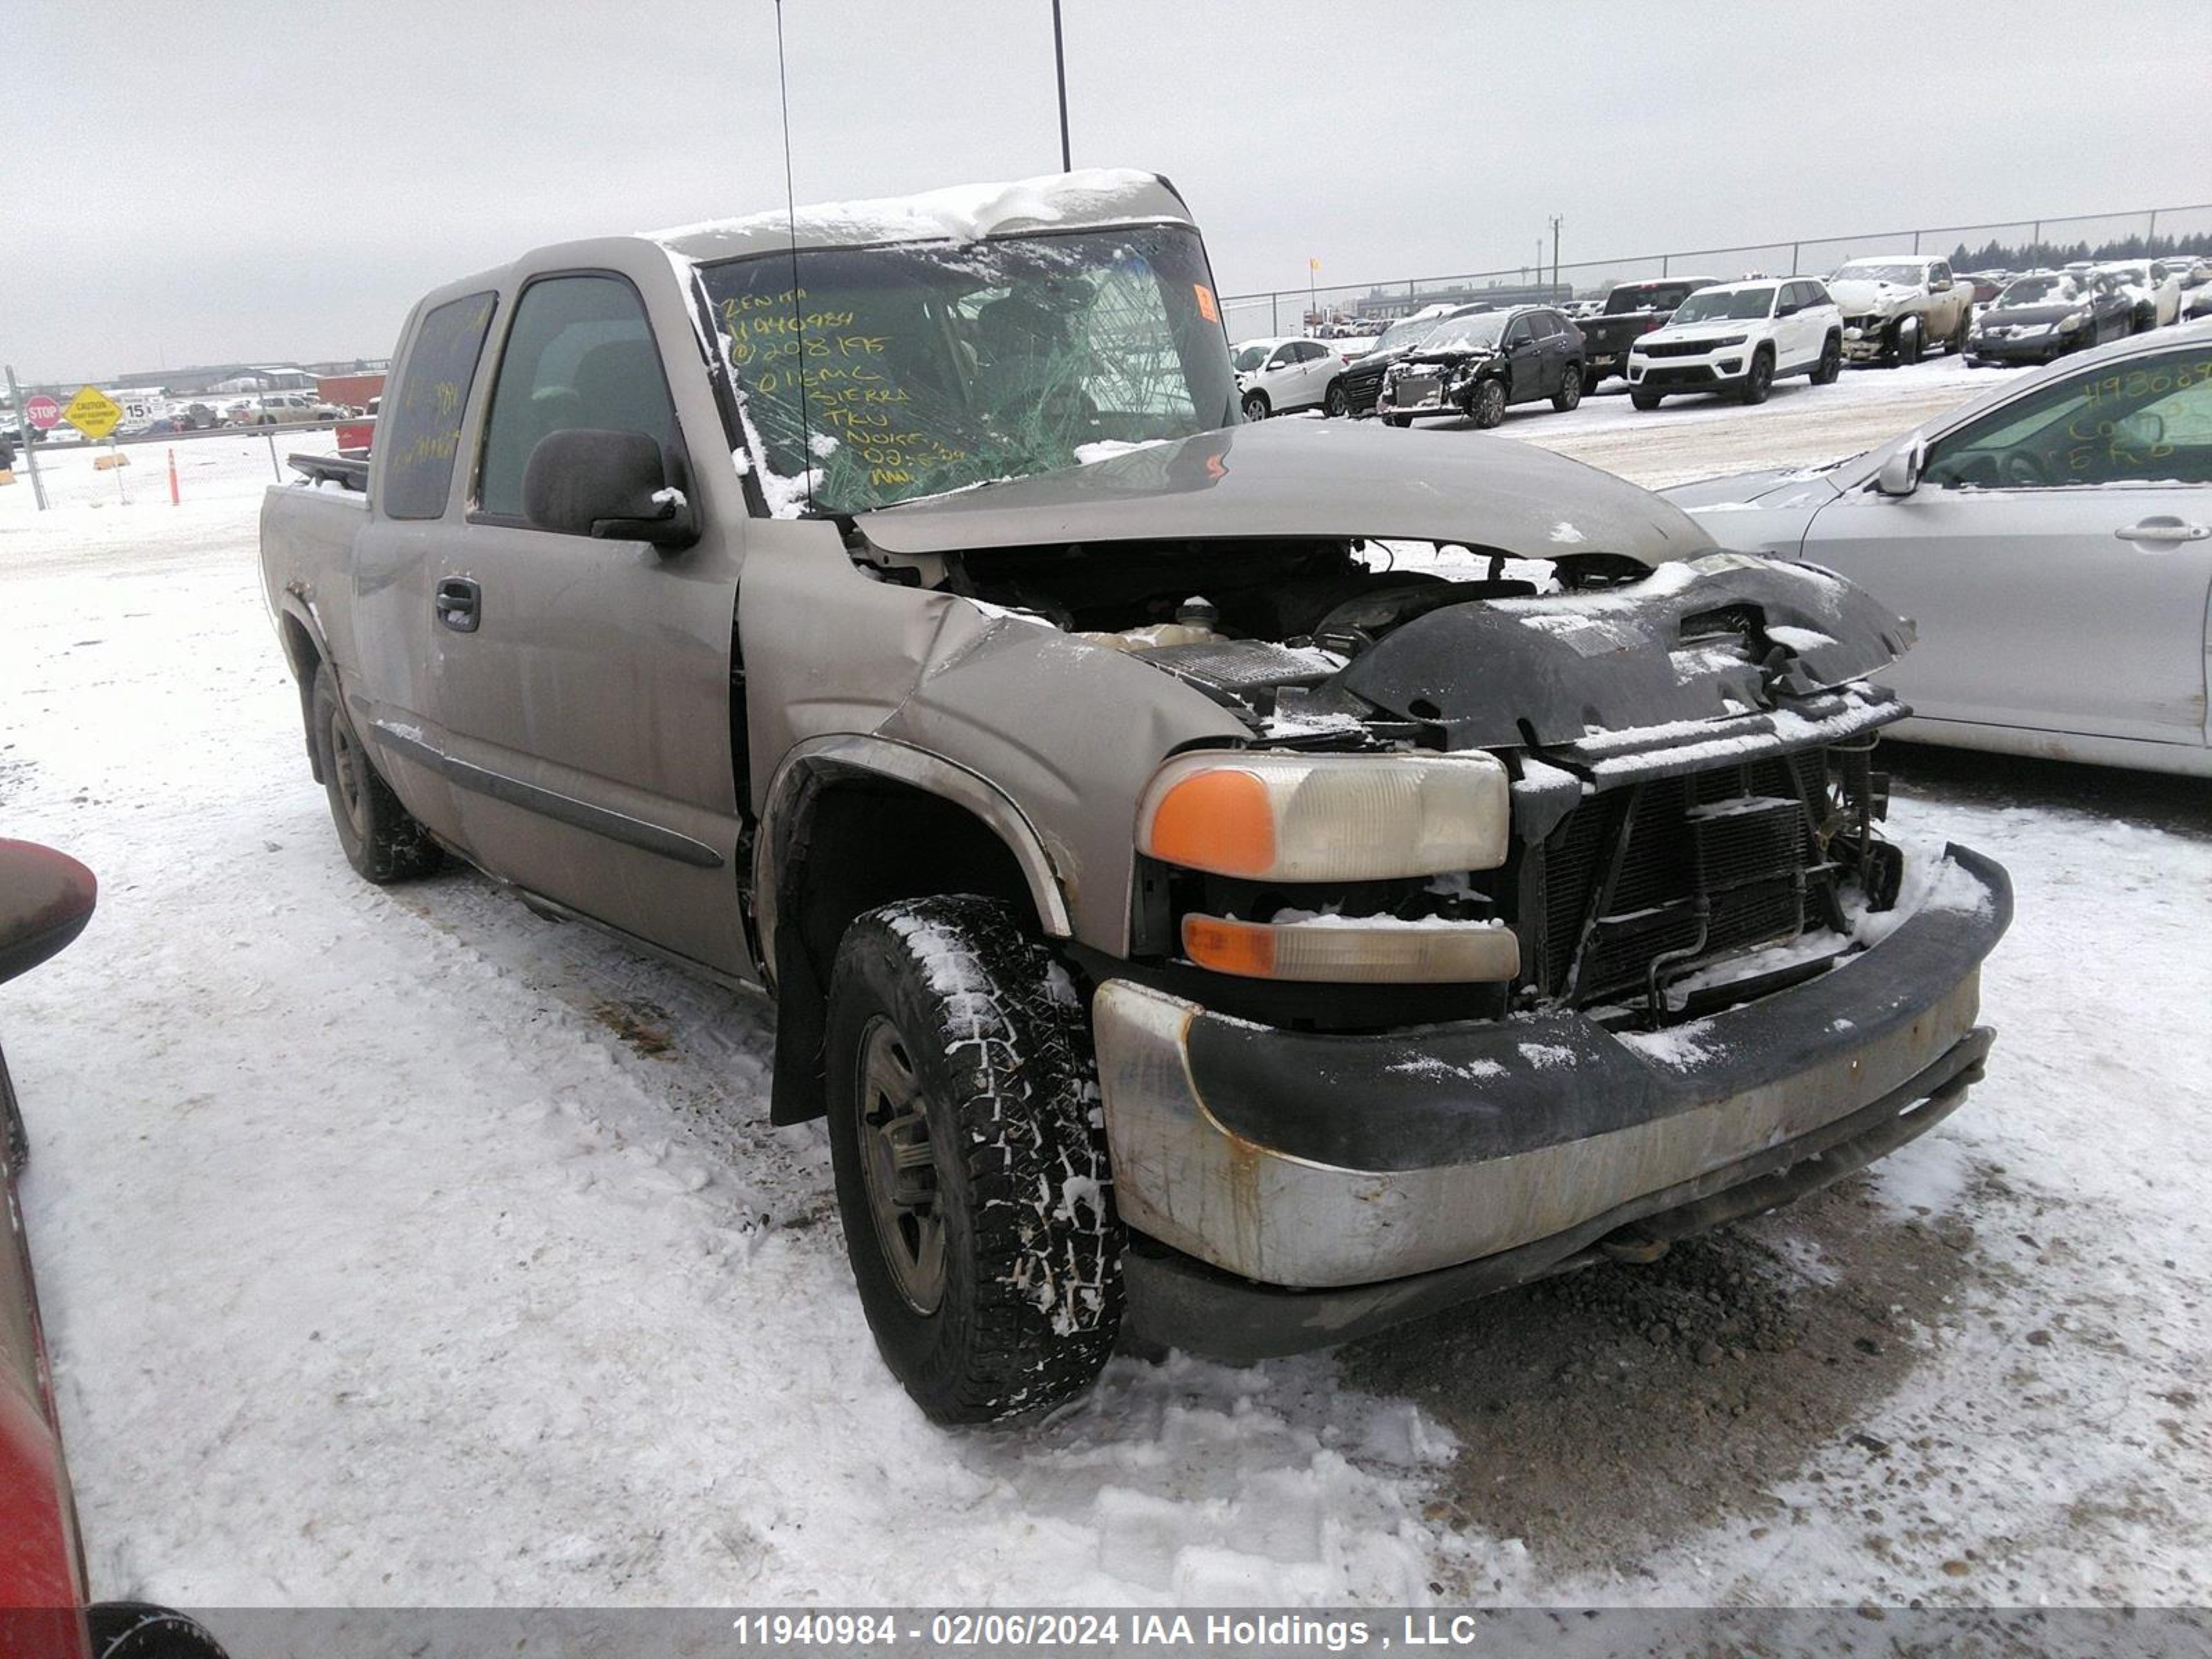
24,395,59,431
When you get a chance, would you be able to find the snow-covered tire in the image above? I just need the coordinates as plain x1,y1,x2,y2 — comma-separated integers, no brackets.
825,896,1121,1425
309,664,441,885
86,1602,229,1659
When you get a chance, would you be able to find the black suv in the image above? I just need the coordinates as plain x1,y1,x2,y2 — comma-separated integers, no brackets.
1374,306,1587,427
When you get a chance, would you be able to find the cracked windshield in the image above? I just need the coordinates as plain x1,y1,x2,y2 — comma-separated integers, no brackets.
703,225,1239,514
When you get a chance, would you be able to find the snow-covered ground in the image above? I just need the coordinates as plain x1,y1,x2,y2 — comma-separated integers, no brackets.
0,375,2206,1614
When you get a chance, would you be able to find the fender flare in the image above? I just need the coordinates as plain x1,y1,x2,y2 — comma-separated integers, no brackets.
752,735,1073,988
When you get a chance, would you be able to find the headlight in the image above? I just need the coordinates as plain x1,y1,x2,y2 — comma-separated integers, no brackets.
2059,312,2084,331
1137,751,1511,881
1702,335,1748,350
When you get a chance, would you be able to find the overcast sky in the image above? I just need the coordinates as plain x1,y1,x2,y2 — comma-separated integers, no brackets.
2,0,2202,381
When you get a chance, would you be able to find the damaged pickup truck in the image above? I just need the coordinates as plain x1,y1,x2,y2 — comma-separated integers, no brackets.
259,169,2011,1424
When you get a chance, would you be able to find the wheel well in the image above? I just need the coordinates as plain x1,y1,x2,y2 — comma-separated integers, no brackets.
1244,388,1269,411
767,774,1042,1125
278,613,326,782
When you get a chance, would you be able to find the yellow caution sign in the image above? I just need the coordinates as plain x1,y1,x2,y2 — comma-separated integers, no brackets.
62,385,124,440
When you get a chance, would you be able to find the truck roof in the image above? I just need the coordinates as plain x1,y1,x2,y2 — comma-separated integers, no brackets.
646,167,1194,264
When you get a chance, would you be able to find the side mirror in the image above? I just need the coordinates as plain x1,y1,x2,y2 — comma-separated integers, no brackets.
1875,441,1924,498
0,840,97,988
1931,279,1952,292
523,429,697,550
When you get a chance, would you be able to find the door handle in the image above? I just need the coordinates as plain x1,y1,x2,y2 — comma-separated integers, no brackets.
2114,518,2210,546
435,576,482,632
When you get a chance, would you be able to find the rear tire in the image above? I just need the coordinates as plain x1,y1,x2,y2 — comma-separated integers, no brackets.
310,665,442,885
1551,364,1584,411
1468,377,1508,428
1630,388,1664,411
1580,366,1602,397
1739,348,1774,404
1241,391,1270,422
825,896,1121,1425
1810,333,1842,385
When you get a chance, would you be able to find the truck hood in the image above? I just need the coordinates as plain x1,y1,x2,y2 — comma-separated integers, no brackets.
1830,279,1919,315
1313,552,1914,751
856,420,1716,565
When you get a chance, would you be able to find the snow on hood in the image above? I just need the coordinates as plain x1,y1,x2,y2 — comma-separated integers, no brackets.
647,169,1188,262
1828,278,1919,313
856,419,1716,565
1662,462,1848,515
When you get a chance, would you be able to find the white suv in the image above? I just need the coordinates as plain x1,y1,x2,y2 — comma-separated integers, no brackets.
1233,337,1349,420
1626,278,1844,409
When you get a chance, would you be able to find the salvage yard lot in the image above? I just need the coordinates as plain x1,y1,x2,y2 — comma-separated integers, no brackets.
0,371,2206,1609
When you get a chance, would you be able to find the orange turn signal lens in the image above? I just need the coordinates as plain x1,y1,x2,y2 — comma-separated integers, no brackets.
1180,913,1521,983
1144,768,1276,878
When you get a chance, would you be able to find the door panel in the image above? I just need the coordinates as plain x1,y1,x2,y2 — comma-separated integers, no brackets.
1801,486,2211,742
429,271,751,973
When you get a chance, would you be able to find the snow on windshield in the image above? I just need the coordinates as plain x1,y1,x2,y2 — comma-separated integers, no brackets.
1831,261,1927,286
1670,286,1776,324
1997,274,2080,306
1417,314,1508,353
700,225,1238,516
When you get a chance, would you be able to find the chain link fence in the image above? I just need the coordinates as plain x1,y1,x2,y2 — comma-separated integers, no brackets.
1219,203,2212,343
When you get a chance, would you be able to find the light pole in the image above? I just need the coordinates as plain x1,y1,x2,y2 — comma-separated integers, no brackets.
1549,214,1562,294
1051,0,1071,171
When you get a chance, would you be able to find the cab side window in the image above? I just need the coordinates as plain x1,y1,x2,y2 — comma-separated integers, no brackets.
1505,316,1533,347
476,274,680,523
1922,348,2212,489
381,290,498,521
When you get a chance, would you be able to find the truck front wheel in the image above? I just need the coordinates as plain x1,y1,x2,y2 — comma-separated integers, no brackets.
310,665,442,884
825,896,1122,1425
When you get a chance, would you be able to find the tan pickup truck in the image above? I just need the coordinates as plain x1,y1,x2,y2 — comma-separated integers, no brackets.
259,169,2010,1424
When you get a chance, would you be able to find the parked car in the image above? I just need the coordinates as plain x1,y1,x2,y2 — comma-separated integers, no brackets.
2094,259,2182,330
1374,306,1586,425
1965,270,2135,364
2184,283,2212,324
1233,337,1349,420
1338,302,1492,416
232,392,341,426
259,167,2009,1423
0,841,230,1659
1829,256,1974,364
1667,324,2212,777
0,433,13,471
1574,277,1723,391
1624,278,1842,408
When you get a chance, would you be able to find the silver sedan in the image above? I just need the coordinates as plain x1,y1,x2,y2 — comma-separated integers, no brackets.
1665,324,2212,778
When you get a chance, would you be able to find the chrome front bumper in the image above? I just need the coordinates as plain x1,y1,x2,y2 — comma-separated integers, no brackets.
1094,845,2011,1291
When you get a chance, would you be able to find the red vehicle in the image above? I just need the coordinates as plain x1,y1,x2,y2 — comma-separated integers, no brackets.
0,841,225,1659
